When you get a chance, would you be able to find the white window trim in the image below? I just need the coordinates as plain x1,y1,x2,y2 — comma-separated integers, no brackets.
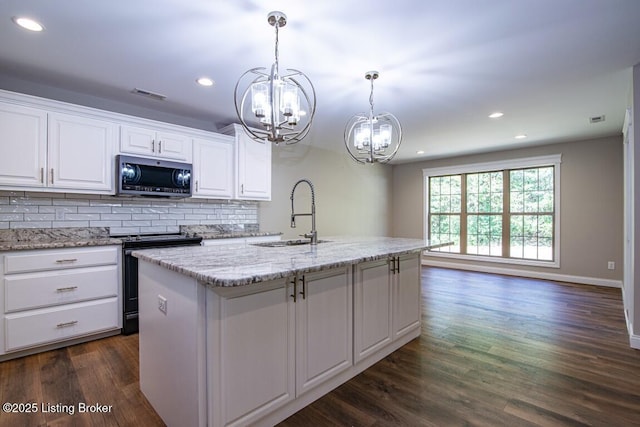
423,154,562,269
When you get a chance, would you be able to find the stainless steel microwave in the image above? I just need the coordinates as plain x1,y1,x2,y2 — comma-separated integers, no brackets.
116,155,192,197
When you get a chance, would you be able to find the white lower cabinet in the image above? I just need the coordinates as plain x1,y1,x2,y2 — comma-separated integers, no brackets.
392,253,422,339
138,254,420,427
213,281,295,427
295,268,353,395
354,253,422,362
0,246,121,357
211,266,352,427
353,259,393,362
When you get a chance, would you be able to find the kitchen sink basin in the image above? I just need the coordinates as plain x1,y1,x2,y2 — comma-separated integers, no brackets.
252,239,330,248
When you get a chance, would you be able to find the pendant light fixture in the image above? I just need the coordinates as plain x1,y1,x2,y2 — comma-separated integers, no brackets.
344,71,402,164
234,11,316,145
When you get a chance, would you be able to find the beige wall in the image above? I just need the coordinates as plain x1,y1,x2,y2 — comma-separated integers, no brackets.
259,125,393,240
391,135,624,282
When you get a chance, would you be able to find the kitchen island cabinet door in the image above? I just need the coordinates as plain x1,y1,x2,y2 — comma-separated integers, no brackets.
353,259,393,362
210,281,295,427
392,253,422,339
295,267,353,395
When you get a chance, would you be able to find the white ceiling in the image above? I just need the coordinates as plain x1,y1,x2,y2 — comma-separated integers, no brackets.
1,0,639,164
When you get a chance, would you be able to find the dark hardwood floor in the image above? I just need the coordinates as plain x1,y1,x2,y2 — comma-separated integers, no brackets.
1,267,639,426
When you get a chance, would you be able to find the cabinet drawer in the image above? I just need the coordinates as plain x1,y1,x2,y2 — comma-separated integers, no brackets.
4,246,118,274
4,298,119,351
4,265,118,312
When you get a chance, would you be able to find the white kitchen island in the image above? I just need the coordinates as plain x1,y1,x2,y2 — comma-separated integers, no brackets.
133,236,435,427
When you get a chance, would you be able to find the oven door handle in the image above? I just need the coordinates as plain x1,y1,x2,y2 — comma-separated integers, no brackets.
124,249,136,256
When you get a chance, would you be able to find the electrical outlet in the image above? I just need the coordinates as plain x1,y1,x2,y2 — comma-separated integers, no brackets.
158,295,167,314
607,261,615,270
55,208,65,221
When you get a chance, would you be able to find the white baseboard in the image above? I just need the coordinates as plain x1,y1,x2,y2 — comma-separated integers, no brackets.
630,334,640,350
422,259,622,288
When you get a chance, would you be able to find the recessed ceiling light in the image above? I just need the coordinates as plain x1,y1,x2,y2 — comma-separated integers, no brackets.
514,134,527,139
488,112,504,119
416,150,425,155
12,16,44,32
196,77,214,87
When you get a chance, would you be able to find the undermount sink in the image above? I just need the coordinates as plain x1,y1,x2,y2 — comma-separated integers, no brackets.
252,239,330,248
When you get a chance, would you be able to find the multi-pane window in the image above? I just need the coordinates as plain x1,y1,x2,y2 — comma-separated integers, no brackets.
466,171,503,256
425,156,559,264
429,175,461,253
509,167,554,260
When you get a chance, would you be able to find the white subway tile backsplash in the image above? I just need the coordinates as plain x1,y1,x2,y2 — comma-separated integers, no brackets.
52,198,90,206
77,206,111,214
0,191,259,234
51,221,90,228
0,205,38,213
142,207,170,214
131,214,159,221
10,221,52,228
89,220,123,228
100,213,133,221
24,214,55,221
0,214,23,221
112,207,143,214
65,213,101,221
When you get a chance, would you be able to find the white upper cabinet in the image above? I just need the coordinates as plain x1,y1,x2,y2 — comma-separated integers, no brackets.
0,100,115,194
192,135,234,199
48,112,116,192
120,124,191,162
0,103,47,187
221,124,272,201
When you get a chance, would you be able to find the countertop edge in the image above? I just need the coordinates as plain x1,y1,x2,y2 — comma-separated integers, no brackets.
134,240,429,288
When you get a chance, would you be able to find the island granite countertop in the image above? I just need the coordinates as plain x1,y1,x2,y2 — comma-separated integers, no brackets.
132,236,440,288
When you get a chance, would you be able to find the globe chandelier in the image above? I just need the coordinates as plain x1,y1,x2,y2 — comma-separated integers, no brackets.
234,11,316,145
344,71,402,164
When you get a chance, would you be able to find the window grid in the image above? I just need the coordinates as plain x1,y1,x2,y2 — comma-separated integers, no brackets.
427,165,555,262
466,171,503,257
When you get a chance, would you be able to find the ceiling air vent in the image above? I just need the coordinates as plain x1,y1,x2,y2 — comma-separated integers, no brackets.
589,115,605,124
131,88,166,101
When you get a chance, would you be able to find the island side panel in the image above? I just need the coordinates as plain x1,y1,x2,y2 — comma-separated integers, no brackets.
138,260,207,427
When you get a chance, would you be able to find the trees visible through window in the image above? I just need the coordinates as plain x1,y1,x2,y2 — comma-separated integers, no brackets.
425,157,559,264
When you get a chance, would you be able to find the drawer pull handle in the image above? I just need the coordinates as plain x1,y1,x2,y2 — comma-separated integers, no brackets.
56,320,78,329
55,258,78,264
56,286,78,292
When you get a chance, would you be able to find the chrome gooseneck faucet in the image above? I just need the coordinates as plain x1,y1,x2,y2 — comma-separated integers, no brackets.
290,179,317,245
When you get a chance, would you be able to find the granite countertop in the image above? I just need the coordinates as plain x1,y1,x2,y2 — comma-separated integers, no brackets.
180,224,281,240
0,227,122,251
0,225,280,251
132,236,437,288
